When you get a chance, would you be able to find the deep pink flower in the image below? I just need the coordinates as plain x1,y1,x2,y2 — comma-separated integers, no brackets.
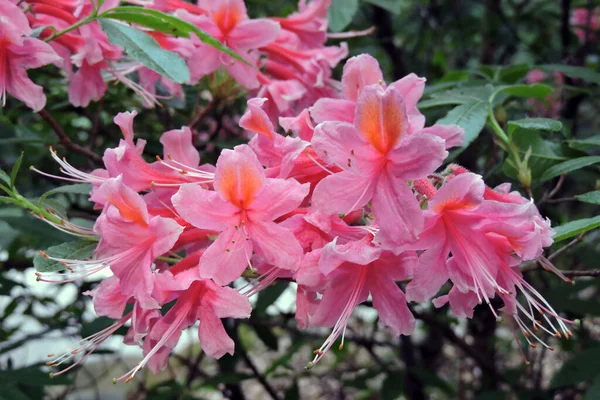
0,0,61,111
173,144,310,285
311,83,448,250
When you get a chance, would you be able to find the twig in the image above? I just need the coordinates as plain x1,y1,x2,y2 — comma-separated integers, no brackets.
538,175,566,205
238,346,281,400
189,99,219,130
38,109,103,164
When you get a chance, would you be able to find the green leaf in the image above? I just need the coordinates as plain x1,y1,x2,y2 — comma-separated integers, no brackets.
328,0,358,32
10,152,24,189
0,170,10,186
99,19,190,83
362,0,401,14
508,118,562,135
585,375,600,400
255,281,288,315
101,7,248,64
576,191,600,205
419,85,493,109
497,83,553,99
539,156,600,182
33,240,97,273
541,64,600,85
568,136,600,151
39,183,92,204
553,216,600,242
551,346,600,387
439,101,489,160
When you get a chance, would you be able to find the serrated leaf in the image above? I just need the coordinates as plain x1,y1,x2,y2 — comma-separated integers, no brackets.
100,7,248,64
539,156,600,182
99,19,190,83
10,152,23,189
328,0,358,32
551,346,600,387
541,64,600,85
553,216,600,242
439,101,489,161
508,118,562,135
34,240,97,273
39,183,92,204
576,191,600,205
497,83,553,99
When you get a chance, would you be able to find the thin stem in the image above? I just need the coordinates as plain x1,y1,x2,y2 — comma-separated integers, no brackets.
44,9,98,42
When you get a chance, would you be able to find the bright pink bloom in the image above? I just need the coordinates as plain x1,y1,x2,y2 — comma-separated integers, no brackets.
305,236,416,364
271,0,330,48
173,144,310,285
571,7,600,41
0,0,61,111
311,83,447,249
178,0,280,88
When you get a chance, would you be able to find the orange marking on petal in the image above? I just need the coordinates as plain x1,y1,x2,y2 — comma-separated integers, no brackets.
219,161,263,209
106,196,148,227
212,0,245,35
356,87,407,154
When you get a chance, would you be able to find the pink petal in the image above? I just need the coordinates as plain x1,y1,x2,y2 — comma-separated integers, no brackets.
224,52,260,89
160,126,200,168
111,250,158,309
279,108,315,141
389,73,426,112
387,132,447,180
92,176,149,226
355,85,408,154
418,124,465,149
432,286,479,318
319,237,381,276
9,38,62,69
0,0,32,43
310,268,369,328
249,221,304,272
203,280,252,319
295,286,319,329
149,216,184,256
199,227,253,285
187,44,222,83
311,171,374,216
311,121,379,171
372,172,423,249
92,276,129,319
428,173,484,214
227,19,281,50
198,305,235,358
239,97,277,140
342,54,384,101
113,110,138,144
405,243,450,302
172,184,238,231
368,268,415,336
213,145,265,208
4,65,47,112
250,177,309,221
68,61,106,108
310,98,355,124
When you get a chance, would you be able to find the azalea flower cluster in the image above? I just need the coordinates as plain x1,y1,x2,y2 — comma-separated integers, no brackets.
35,53,576,381
2,0,346,113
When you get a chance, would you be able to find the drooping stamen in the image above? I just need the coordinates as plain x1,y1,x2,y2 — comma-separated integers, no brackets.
537,256,574,284
310,266,367,366
34,213,97,238
32,148,108,184
48,312,132,377
241,266,279,298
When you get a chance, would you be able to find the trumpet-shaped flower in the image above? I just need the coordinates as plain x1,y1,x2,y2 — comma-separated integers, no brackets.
173,144,310,285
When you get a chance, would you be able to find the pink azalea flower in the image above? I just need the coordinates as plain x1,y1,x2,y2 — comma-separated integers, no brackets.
177,0,281,88
305,236,416,365
271,0,330,49
117,278,251,381
0,0,61,111
173,144,310,285
571,7,600,41
311,83,448,250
